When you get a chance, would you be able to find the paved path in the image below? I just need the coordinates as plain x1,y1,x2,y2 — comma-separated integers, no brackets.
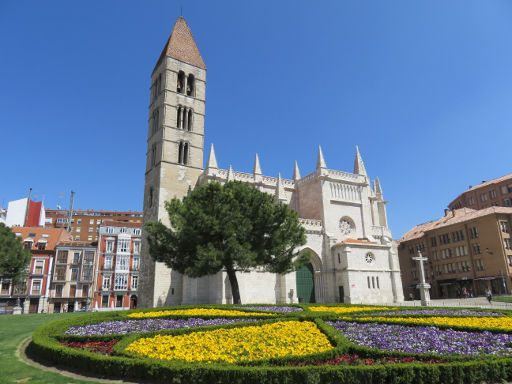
385,296,512,309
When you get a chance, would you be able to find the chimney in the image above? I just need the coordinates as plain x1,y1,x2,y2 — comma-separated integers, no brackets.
444,208,450,216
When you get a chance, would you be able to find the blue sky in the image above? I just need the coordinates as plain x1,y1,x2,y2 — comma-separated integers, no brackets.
1,1,511,237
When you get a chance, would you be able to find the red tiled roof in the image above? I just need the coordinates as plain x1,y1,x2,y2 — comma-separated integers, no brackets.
156,17,206,70
102,220,142,229
11,227,72,251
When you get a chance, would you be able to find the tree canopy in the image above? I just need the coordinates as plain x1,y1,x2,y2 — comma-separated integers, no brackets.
0,223,32,283
145,181,308,304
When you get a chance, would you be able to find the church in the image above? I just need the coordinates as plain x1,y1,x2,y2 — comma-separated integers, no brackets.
139,17,404,307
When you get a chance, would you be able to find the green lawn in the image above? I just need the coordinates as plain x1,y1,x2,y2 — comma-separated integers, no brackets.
0,313,98,384
494,295,512,303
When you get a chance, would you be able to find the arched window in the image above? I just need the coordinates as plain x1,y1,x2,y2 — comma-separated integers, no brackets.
153,108,159,134
186,74,195,96
187,109,193,131
157,74,162,95
176,106,182,128
151,143,156,166
177,71,185,93
149,186,154,208
183,142,189,164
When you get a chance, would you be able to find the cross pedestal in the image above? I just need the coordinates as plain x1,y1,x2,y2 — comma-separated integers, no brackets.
412,251,431,306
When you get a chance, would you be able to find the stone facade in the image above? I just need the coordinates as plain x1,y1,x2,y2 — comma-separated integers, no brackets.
139,17,404,307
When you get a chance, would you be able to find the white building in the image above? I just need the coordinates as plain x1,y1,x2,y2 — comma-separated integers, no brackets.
139,17,403,307
5,198,46,227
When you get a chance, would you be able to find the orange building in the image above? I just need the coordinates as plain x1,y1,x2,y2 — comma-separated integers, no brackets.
0,227,71,313
449,173,512,210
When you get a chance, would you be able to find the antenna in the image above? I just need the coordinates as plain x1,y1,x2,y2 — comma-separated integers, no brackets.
67,190,75,232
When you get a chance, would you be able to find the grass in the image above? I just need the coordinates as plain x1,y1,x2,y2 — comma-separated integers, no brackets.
494,296,512,303
0,312,99,384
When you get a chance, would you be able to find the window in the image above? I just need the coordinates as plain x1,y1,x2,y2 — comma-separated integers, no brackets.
55,267,66,281
37,241,46,250
118,239,130,253
74,236,80,241
57,251,67,263
73,252,80,264
430,237,437,247
505,239,512,250
178,141,189,165
114,274,128,290
87,236,93,241
31,280,41,295
1,282,10,295
55,284,63,297
505,199,512,207
131,275,138,290
149,186,154,208
186,74,195,96
177,106,184,129
177,71,185,93
88,227,93,233
469,227,479,239
116,255,129,271
476,259,485,271
71,268,79,281
82,266,93,281
439,233,450,245
468,196,475,205
105,255,113,269
490,190,497,199
187,108,193,131
102,275,111,290
376,276,380,289
84,251,94,264
24,240,33,250
133,242,141,255
367,276,371,289
480,193,489,202
106,240,114,254
157,73,162,95
69,285,76,298
116,294,124,307
106,227,114,234
472,243,481,255
89,219,94,225
102,295,109,308
33,260,44,275
451,230,464,242
76,227,81,233
132,257,140,270
508,255,512,266
500,221,510,233
82,285,89,297
134,229,141,236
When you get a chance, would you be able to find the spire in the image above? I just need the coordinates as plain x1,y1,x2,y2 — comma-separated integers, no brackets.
253,153,262,175
275,173,287,202
354,145,367,176
374,177,383,199
293,160,301,181
158,17,206,70
206,143,218,169
316,145,327,169
226,165,234,181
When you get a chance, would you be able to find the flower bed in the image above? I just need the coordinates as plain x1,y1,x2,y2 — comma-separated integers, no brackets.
361,309,504,317
65,317,253,336
355,315,512,332
127,308,274,318
308,305,398,314
235,305,303,313
125,321,333,363
329,321,512,356
28,304,512,384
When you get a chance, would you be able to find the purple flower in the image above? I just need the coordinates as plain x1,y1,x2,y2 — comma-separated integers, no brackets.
65,318,253,336
328,321,512,356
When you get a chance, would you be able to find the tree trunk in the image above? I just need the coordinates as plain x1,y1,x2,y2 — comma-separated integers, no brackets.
226,265,241,304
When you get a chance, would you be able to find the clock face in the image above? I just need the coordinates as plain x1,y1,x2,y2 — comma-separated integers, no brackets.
339,219,353,235
365,253,375,264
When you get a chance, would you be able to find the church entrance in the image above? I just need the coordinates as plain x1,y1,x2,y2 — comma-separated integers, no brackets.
296,263,315,303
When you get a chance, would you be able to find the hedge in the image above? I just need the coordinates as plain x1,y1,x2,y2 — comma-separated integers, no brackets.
26,304,512,384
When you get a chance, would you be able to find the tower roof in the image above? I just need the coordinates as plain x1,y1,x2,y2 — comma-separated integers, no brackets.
316,145,327,169
253,153,262,175
206,143,218,169
156,17,206,71
353,145,367,176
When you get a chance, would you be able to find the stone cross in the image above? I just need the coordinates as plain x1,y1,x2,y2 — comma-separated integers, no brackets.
412,250,431,306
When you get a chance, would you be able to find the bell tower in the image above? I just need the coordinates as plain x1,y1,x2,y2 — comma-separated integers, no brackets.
139,17,206,307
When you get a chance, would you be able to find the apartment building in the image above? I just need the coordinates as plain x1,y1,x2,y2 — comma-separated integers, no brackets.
0,227,71,313
45,209,142,242
449,173,512,210
93,221,141,310
398,207,512,299
48,241,97,313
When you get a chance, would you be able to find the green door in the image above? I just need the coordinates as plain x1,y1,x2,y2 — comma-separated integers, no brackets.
296,263,315,303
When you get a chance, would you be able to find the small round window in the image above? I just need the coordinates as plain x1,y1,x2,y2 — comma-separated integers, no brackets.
365,252,375,264
339,217,355,236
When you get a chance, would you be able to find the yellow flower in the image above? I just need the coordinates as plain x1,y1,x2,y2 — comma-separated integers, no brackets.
355,316,512,332
128,308,274,318
308,306,399,314
125,321,333,363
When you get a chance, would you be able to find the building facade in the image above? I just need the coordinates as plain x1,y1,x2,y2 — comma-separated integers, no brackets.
139,17,403,307
48,241,97,313
93,221,141,310
0,227,71,313
398,207,512,299
448,173,512,210
46,209,142,242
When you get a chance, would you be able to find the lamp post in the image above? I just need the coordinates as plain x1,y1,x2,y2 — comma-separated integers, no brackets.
413,250,431,306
